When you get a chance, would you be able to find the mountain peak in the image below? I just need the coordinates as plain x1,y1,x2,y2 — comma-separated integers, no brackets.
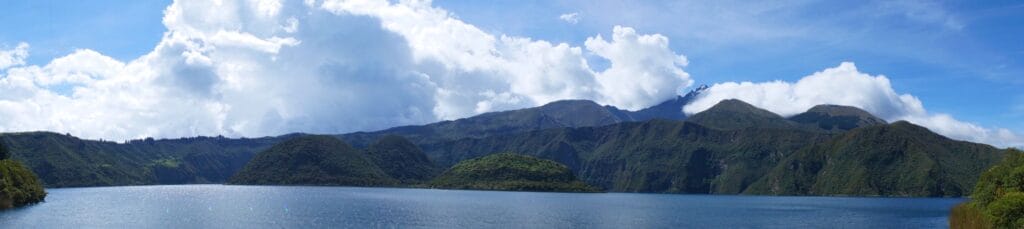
689,84,709,94
806,105,879,118
538,99,602,111
706,99,773,114
790,104,886,132
687,99,794,130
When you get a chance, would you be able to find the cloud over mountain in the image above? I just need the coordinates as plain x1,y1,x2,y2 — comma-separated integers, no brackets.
0,0,691,140
684,62,1023,147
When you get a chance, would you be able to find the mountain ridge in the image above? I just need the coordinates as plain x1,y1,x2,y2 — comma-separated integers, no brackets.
0,95,1008,197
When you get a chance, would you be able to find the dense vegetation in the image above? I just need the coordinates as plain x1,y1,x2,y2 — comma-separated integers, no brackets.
0,132,284,187
0,141,46,210
0,95,1006,198
950,148,1024,228
365,135,440,183
746,121,1002,197
430,153,599,192
421,100,1003,196
229,135,396,186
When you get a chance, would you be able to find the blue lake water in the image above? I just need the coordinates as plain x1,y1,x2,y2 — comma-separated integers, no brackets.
0,185,961,228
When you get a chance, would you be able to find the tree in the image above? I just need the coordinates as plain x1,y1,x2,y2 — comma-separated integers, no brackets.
988,192,1024,228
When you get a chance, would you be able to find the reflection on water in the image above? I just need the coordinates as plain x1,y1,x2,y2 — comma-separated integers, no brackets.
0,185,961,228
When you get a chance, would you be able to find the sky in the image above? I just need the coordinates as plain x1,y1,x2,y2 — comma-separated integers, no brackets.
0,0,1021,147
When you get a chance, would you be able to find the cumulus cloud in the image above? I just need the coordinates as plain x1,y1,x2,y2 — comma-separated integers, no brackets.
587,26,692,110
0,43,29,70
0,0,692,140
559,12,580,24
683,62,1023,147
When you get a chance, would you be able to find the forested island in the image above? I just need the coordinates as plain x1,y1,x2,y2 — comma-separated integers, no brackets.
430,153,599,192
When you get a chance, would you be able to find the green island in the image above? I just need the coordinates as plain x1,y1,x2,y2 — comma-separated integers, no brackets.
430,153,600,192
950,148,1024,229
0,141,46,210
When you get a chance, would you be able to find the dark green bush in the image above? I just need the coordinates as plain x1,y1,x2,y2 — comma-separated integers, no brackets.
952,148,1024,228
0,159,47,209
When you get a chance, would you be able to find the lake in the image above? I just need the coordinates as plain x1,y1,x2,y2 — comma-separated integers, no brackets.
0,185,961,228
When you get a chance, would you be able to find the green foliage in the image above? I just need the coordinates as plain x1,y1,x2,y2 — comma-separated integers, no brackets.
0,132,282,187
0,98,1004,200
365,135,440,183
987,192,1024,228
229,135,396,186
425,110,1000,196
431,153,600,192
972,149,1024,208
747,121,1003,197
953,148,1024,228
0,159,47,210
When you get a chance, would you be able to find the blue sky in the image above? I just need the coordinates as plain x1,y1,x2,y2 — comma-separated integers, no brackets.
0,0,1021,145
433,0,1024,131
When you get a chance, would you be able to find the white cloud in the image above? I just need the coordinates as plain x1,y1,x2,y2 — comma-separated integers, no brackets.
0,43,29,70
683,62,1023,147
559,12,580,24
587,26,692,110
0,0,692,140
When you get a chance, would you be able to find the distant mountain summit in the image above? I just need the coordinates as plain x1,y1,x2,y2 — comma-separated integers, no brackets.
686,99,797,130
790,104,887,132
626,84,708,121
341,88,705,148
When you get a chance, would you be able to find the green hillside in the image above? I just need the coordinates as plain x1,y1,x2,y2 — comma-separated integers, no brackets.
746,121,1003,197
0,98,1006,198
0,141,46,210
0,132,283,187
365,135,440,183
430,153,599,192
229,135,395,186
426,119,832,193
422,101,1003,196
